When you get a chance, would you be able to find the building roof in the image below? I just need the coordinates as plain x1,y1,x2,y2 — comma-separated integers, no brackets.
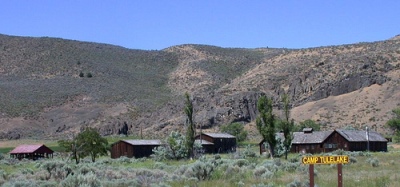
121,139,162,146
292,130,334,144
195,139,214,145
303,128,313,132
336,129,388,142
9,144,53,154
202,132,236,138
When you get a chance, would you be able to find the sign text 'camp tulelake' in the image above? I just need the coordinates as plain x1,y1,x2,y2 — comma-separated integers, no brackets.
302,155,349,165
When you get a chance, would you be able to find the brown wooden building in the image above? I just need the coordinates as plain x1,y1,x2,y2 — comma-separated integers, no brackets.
259,128,387,154
9,144,54,160
195,132,236,153
259,128,334,154
110,140,162,159
291,128,335,154
333,129,387,152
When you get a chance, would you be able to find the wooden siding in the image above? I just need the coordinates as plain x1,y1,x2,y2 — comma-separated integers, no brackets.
291,143,324,154
111,141,133,158
111,141,160,159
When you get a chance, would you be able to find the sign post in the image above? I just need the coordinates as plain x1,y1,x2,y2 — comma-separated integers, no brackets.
302,155,349,186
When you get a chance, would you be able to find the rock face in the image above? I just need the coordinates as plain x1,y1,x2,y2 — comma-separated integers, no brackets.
289,72,389,105
193,91,262,128
98,121,130,136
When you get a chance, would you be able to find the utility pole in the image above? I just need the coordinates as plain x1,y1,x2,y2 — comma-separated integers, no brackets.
366,126,370,152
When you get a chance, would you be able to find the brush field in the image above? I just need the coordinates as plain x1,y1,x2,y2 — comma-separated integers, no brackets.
0,140,398,187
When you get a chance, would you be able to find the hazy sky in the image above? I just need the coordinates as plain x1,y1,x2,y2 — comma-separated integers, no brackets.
1,1,399,50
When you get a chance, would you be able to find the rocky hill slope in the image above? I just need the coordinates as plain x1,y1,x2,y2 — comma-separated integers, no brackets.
0,34,399,140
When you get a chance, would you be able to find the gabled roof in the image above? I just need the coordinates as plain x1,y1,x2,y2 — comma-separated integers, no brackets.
121,139,162,146
292,130,334,144
195,139,214,145
335,129,387,142
202,132,235,138
9,144,53,154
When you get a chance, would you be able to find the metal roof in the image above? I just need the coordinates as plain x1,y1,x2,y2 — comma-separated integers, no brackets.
336,129,388,142
202,132,236,138
121,139,162,145
9,144,47,154
292,130,334,144
195,139,214,145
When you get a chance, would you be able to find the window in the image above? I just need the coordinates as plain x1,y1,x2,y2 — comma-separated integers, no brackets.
324,143,337,149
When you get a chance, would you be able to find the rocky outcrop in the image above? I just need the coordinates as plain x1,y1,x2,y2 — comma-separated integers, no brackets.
193,91,262,128
98,120,132,136
0,130,21,140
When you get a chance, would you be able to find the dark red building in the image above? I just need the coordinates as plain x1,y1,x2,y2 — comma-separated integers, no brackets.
9,144,54,160
110,140,162,159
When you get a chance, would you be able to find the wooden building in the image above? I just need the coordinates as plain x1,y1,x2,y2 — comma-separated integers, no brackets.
333,129,387,152
290,128,335,154
260,128,388,154
110,140,162,159
195,132,236,153
9,144,54,160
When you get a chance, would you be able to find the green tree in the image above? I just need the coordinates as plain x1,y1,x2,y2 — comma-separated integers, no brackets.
221,122,248,142
386,108,400,142
58,127,108,163
58,139,84,164
296,119,321,131
281,94,294,160
75,127,108,162
184,92,195,159
256,95,276,158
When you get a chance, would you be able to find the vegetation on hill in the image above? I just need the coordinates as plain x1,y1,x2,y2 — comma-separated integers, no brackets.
0,33,399,139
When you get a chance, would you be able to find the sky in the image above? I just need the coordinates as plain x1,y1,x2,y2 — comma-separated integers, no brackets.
1,1,399,50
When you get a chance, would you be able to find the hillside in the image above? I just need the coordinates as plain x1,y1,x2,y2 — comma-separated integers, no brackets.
0,34,399,140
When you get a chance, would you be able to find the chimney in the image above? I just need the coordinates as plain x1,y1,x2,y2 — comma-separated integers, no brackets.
303,128,313,134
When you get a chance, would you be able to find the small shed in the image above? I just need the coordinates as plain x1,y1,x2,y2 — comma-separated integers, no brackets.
111,140,162,159
334,129,387,152
9,144,54,160
195,132,236,153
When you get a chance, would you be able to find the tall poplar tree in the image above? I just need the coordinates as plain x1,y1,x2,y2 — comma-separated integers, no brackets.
281,94,294,159
184,92,195,158
256,95,276,158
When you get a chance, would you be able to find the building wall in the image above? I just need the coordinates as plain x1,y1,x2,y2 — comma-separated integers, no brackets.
111,141,134,158
291,143,323,154
212,137,236,153
324,132,349,151
36,146,54,155
131,145,159,158
201,145,214,154
111,141,160,159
